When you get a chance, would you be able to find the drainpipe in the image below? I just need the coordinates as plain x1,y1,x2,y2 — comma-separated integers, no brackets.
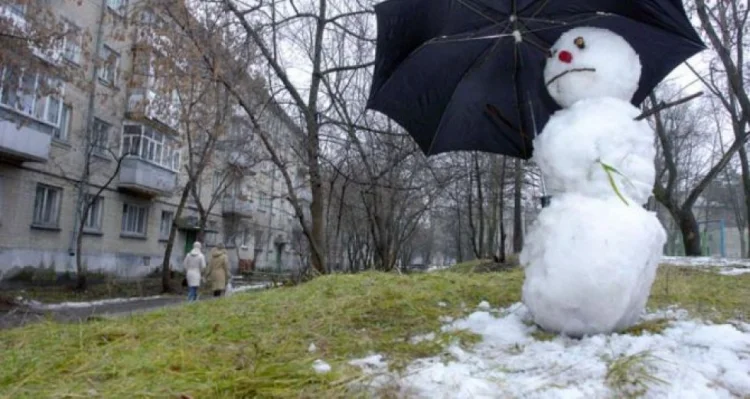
67,0,107,266
266,168,276,272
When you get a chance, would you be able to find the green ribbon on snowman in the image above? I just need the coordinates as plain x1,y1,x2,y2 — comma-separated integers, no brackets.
597,159,637,206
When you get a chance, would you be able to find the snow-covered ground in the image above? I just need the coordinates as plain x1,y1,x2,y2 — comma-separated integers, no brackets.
344,302,750,398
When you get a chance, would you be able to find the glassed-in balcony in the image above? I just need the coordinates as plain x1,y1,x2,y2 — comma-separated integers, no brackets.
118,124,180,197
127,88,180,132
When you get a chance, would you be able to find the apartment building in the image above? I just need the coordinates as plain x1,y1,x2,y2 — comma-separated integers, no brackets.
0,1,309,279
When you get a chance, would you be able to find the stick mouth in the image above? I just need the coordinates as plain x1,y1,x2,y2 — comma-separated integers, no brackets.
546,68,597,86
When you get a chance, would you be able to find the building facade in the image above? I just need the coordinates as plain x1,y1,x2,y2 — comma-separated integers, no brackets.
0,1,309,279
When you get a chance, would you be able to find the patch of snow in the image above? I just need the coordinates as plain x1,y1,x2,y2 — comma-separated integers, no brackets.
718,268,750,276
350,354,388,372
476,301,491,311
230,283,273,293
25,296,165,310
661,256,750,268
410,332,436,344
439,316,454,323
312,359,331,374
354,303,750,398
437,301,447,308
308,343,317,353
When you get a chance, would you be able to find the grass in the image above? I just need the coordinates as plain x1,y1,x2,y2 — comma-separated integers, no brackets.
0,260,747,398
650,266,750,322
605,351,666,398
445,255,519,273
0,271,522,398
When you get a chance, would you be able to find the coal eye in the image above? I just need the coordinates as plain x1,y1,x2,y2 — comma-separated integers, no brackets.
547,49,555,58
574,36,585,49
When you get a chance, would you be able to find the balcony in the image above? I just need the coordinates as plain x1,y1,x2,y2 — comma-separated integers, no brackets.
222,197,254,218
118,157,177,197
0,116,52,163
127,88,180,132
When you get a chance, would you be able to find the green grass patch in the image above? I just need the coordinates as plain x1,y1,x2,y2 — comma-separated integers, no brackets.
605,351,666,398
622,318,671,336
447,255,519,273
0,271,522,398
649,266,750,322
1,263,747,398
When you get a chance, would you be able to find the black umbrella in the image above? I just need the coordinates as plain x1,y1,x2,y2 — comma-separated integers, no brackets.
366,0,705,159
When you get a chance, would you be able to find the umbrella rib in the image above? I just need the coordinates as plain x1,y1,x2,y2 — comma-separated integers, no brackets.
528,0,550,19
511,41,529,158
485,104,526,156
456,0,505,25
518,12,615,32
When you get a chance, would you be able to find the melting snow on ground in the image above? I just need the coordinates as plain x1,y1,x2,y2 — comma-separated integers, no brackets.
18,295,165,310
661,256,750,269
229,283,273,294
350,302,750,398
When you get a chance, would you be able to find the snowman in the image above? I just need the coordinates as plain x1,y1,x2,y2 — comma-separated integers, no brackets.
519,27,667,337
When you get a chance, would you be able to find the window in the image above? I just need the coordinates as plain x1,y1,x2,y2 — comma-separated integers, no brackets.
0,67,64,126
98,46,120,85
61,22,82,65
92,119,110,154
83,195,103,231
122,203,148,236
53,104,72,141
122,124,181,171
159,210,173,239
33,184,61,227
259,192,271,209
106,0,126,15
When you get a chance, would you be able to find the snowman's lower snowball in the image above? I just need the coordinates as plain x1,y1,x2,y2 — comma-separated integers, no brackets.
520,193,666,337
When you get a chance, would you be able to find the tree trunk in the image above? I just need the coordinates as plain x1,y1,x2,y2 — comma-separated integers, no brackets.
486,157,499,259
737,146,750,258
162,182,193,293
678,208,702,256
456,201,463,262
466,158,478,258
498,156,508,262
75,212,88,291
513,159,524,253
474,154,485,258
307,121,327,274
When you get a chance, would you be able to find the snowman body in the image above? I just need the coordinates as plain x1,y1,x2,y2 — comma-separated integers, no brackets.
520,27,667,337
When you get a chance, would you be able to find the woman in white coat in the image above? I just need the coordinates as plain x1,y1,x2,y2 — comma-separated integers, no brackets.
183,241,206,301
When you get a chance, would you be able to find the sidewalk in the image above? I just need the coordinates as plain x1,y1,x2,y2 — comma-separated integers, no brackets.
1,281,274,330
0,295,187,329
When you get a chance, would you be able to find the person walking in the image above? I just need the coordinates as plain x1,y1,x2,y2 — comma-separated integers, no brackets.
205,242,231,297
183,241,206,302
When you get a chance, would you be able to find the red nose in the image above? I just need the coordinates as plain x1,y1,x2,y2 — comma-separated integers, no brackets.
558,50,573,63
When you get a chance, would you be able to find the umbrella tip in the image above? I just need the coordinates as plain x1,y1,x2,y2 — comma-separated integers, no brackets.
513,30,522,44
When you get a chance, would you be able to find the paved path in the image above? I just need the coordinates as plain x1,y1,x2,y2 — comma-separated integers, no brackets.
0,295,218,330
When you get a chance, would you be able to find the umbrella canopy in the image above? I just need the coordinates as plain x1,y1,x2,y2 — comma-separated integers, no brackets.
366,0,705,159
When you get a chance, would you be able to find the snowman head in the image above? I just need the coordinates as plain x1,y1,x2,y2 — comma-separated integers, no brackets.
544,27,641,108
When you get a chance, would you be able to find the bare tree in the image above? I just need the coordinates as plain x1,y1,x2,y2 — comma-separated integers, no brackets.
651,88,747,255
691,0,750,256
